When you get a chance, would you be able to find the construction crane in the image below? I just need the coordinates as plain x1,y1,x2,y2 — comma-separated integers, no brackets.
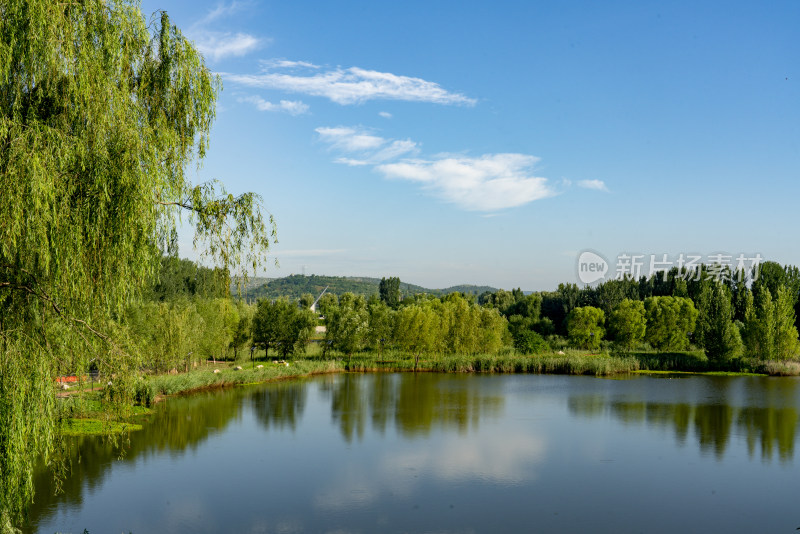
310,286,329,314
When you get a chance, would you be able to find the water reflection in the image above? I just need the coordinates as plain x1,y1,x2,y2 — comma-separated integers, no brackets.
568,376,800,461
25,374,800,534
26,390,245,533
321,373,504,441
251,380,307,431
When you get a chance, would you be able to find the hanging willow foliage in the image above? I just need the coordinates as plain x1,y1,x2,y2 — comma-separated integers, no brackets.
0,0,274,528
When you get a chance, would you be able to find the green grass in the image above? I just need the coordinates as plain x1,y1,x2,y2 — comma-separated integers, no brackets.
332,349,640,376
633,369,765,377
625,350,710,372
59,418,143,436
147,359,343,397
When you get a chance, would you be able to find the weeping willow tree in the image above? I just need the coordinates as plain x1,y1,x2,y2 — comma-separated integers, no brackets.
0,1,275,529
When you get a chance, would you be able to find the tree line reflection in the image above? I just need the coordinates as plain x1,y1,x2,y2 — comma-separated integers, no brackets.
27,374,504,532
26,389,246,533
318,373,504,442
26,374,800,532
568,377,800,462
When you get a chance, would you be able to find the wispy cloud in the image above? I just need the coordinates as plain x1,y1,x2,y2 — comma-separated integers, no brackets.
315,126,419,165
260,59,319,70
316,127,386,151
240,95,309,115
577,179,609,191
195,34,262,61
317,126,553,211
189,2,264,62
274,248,346,258
377,154,554,211
224,62,476,106
194,1,245,26
378,111,392,119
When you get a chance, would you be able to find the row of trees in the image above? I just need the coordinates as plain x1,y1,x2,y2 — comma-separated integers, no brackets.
326,292,508,357
124,297,248,372
480,262,800,335
240,263,800,364
246,292,509,360
478,263,800,362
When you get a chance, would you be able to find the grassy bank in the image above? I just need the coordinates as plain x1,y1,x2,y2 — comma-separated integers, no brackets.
341,349,640,375
143,359,343,400
625,350,800,376
58,348,799,436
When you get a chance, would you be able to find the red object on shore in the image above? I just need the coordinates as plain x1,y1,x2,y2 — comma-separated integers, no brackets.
56,376,79,384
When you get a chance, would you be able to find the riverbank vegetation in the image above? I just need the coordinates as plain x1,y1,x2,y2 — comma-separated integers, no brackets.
103,259,800,405
2,1,800,531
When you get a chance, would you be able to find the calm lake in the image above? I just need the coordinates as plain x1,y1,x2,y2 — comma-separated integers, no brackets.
28,373,800,533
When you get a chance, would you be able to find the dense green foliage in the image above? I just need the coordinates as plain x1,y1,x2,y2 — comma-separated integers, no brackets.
743,286,800,361
608,299,646,350
643,296,698,351
321,292,508,358
326,293,370,356
251,298,316,358
566,306,605,350
475,261,799,363
700,283,742,363
379,276,401,308
151,256,231,301
0,2,273,528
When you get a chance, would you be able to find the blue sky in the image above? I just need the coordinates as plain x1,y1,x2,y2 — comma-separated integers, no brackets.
140,0,799,290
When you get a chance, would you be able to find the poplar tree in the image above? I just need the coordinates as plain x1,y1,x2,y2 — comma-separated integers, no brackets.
0,1,274,527
701,283,742,364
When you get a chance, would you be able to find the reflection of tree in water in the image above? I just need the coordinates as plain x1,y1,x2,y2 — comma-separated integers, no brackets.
394,374,504,437
250,380,307,432
24,389,245,533
323,373,504,442
693,404,734,459
369,372,396,435
323,374,368,442
568,377,800,462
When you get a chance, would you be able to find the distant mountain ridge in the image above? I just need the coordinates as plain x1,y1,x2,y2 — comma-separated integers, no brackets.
235,274,499,301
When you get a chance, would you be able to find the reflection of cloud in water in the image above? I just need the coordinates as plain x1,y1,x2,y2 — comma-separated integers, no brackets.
159,498,208,532
391,432,546,483
313,468,382,511
314,431,545,512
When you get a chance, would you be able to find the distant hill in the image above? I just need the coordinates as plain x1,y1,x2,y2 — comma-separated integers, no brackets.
229,276,273,296
237,274,498,302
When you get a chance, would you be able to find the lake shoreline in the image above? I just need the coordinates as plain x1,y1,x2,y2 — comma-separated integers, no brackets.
58,350,800,436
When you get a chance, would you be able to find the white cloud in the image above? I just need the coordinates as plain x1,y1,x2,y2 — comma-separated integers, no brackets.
316,127,419,165
316,125,552,211
377,154,554,211
334,157,371,167
316,127,386,151
240,95,309,115
189,3,263,62
314,431,546,512
225,63,476,106
378,111,392,119
195,33,262,61
577,179,609,191
372,139,419,162
261,59,319,70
